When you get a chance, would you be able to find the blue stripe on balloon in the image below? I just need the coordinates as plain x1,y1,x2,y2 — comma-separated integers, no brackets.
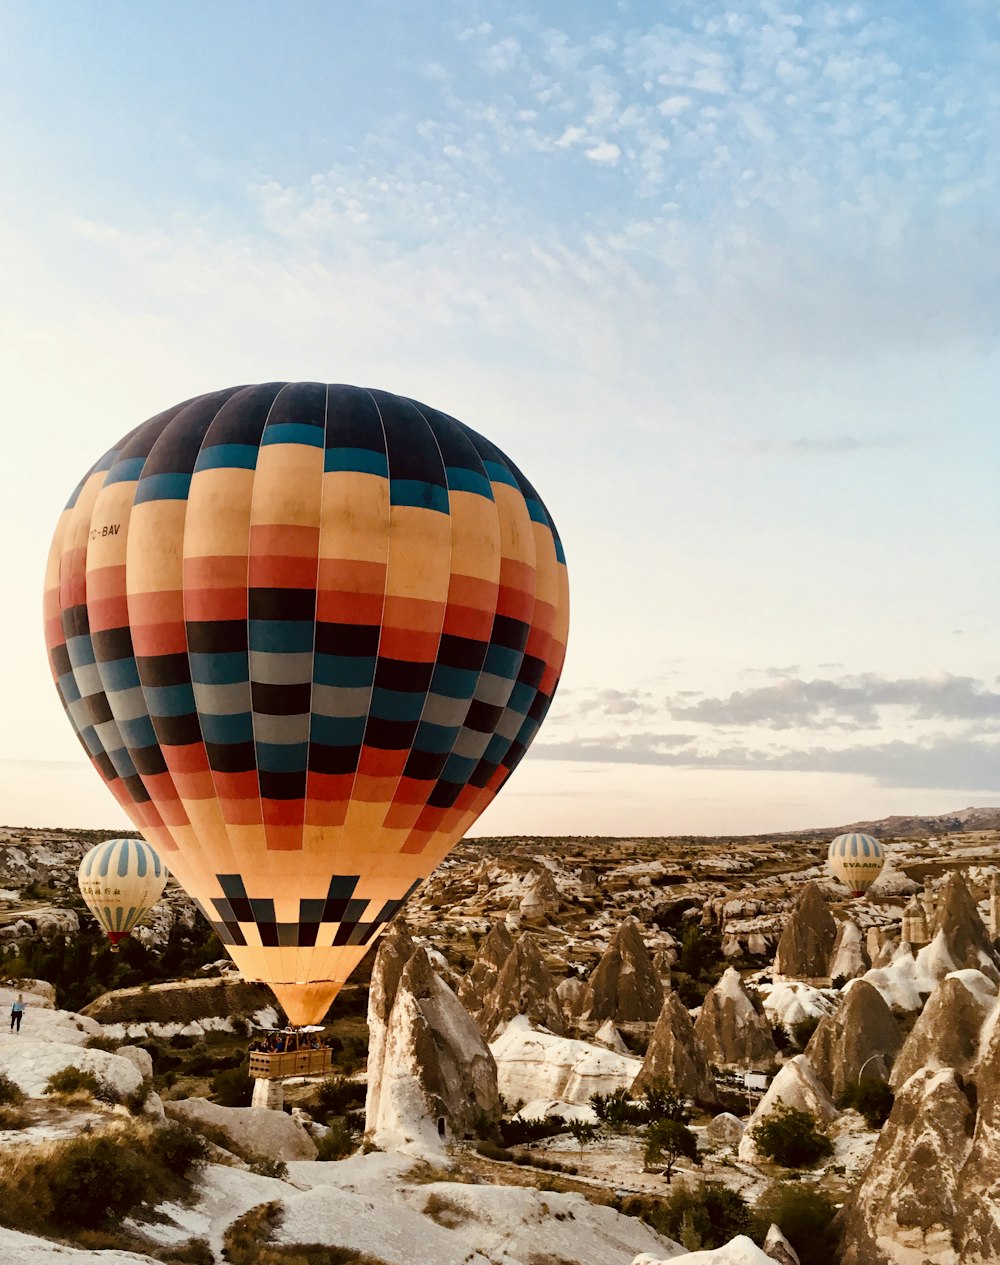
370,688,426,722
313,654,376,688
194,443,259,472
189,652,249,685
483,460,519,489
445,467,494,500
429,664,480,698
249,620,315,654
134,843,148,878
389,479,449,514
134,472,192,503
144,683,197,717
199,712,254,745
310,714,367,746
117,841,130,877
324,447,389,477
261,423,324,448
256,742,309,772
100,657,141,692
104,457,147,486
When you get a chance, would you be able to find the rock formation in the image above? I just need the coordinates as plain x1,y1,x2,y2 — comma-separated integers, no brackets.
840,1068,974,1265
457,920,514,1015
557,974,594,1023
368,946,500,1150
694,967,777,1070
763,1224,801,1265
490,1014,641,1108
519,868,560,921
827,919,870,982
773,882,837,979
81,976,274,1025
164,1097,318,1161
925,870,1000,982
594,1019,630,1053
588,918,663,1023
738,1055,838,1163
901,894,930,947
631,990,718,1105
889,969,998,1089
365,920,416,1129
477,932,565,1038
706,1111,744,1150
804,979,902,1099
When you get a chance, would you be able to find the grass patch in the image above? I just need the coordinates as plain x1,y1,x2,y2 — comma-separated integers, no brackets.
223,1201,392,1264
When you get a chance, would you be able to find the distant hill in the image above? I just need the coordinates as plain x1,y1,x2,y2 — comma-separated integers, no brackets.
792,806,1000,840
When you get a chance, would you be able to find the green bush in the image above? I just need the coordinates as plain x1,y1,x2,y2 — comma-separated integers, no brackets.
751,1104,833,1168
315,1075,365,1119
43,1135,151,1229
499,1114,566,1146
790,1016,822,1049
45,1065,101,1097
210,1063,252,1107
149,1121,209,1177
248,1156,288,1180
589,1087,643,1130
839,1078,894,1128
754,1181,839,1265
640,1079,692,1125
316,1117,358,1161
641,1182,754,1249
0,1071,25,1106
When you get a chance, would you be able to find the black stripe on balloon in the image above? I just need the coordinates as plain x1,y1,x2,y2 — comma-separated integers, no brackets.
91,626,134,663
427,779,464,810
371,392,448,487
372,657,435,693
267,381,326,431
326,385,387,451
436,633,491,672
62,604,90,642
85,692,114,726
248,588,317,622
308,744,361,776
200,382,285,449
363,717,420,751
131,745,169,777
50,643,72,677
151,713,203,747
205,741,257,774
136,653,192,688
314,623,381,657
490,615,530,652
403,749,449,781
93,751,118,781
251,681,312,715
121,774,153,804
139,389,243,480
463,699,504,734
259,770,307,800
517,652,546,691
186,621,247,655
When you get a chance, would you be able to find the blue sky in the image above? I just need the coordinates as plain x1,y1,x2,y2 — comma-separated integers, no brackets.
2,0,998,834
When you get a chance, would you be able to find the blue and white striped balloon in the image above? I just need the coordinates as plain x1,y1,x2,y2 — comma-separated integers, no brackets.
828,832,885,896
78,837,168,949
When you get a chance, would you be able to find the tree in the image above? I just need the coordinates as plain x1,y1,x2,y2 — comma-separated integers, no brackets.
754,1181,839,1265
751,1103,833,1168
589,1087,642,1130
640,1078,691,1125
567,1119,600,1152
644,1118,702,1183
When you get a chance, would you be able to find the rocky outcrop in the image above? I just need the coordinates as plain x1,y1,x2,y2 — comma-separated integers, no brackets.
82,976,274,1024
557,975,594,1023
477,933,565,1038
706,1111,744,1150
840,1068,974,1265
773,882,837,979
369,946,500,1151
490,1015,641,1107
901,894,930,947
588,919,663,1023
890,970,998,1090
457,920,514,1015
694,967,777,1070
164,1096,318,1161
365,920,416,1129
519,868,560,921
631,991,717,1105
827,919,870,982
804,980,902,1099
925,870,1000,982
763,1224,801,1265
738,1055,838,1163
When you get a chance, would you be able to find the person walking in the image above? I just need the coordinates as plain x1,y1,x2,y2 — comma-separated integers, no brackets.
10,994,24,1033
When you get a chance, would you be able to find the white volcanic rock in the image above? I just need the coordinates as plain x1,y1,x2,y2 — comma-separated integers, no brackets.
803,979,902,1099
762,1224,800,1265
634,1237,773,1264
827,919,870,981
632,991,718,1105
557,974,594,1022
457,920,514,1015
0,1020,142,1100
705,1111,744,1149
840,1068,974,1265
491,1014,642,1107
890,969,998,1089
515,1098,599,1124
371,946,500,1153
695,968,777,1070
0,1227,163,1263
594,1019,630,1053
925,870,1000,981
116,1044,154,1081
773,882,837,979
588,917,663,1023
165,1096,318,1161
738,1056,838,1163
866,858,920,898
477,932,565,1038
365,919,416,1130
759,981,838,1030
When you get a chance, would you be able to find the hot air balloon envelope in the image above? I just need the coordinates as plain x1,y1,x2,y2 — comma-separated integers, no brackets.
46,383,569,1022
78,836,168,949
828,832,885,897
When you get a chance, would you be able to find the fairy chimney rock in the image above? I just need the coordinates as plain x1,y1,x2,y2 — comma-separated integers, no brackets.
477,932,565,1039
457,920,514,1015
631,989,718,1105
368,946,500,1151
890,969,998,1090
365,919,416,1127
901,895,929,948
773,882,837,979
828,919,870,982
694,966,777,1070
803,979,902,1099
738,1055,837,1163
588,917,664,1023
925,870,1000,982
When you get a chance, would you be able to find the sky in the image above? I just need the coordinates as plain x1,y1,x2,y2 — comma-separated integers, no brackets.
1,0,998,837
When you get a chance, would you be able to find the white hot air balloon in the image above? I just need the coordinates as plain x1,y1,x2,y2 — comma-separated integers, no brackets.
78,837,168,950
828,832,885,897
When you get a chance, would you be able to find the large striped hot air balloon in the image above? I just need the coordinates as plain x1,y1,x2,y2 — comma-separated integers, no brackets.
828,832,885,897
78,836,168,950
44,383,569,1024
